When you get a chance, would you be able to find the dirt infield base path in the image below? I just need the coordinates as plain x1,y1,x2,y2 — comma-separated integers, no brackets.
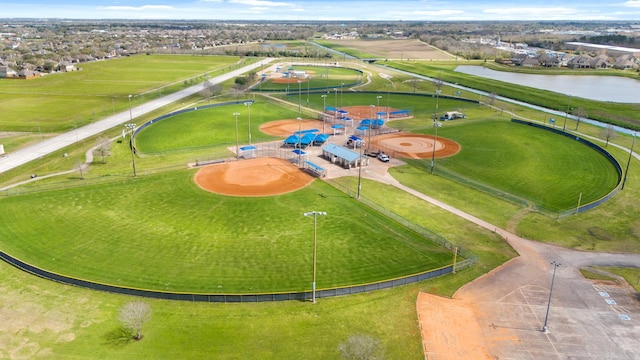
194,158,314,197
373,133,460,159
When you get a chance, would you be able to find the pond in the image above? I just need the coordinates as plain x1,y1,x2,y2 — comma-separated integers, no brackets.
454,65,640,104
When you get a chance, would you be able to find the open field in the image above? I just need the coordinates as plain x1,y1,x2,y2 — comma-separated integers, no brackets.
315,39,455,60
0,54,242,132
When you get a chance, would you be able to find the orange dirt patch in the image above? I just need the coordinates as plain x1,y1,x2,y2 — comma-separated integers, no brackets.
259,119,328,136
272,78,309,84
194,157,314,197
336,105,400,121
417,292,493,360
372,133,460,159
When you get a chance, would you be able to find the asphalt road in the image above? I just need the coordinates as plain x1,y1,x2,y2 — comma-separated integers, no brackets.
0,59,273,175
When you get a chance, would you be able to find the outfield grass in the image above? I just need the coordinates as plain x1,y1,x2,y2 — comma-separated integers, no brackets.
0,174,513,359
259,65,363,91
0,169,453,293
135,101,302,153
407,119,620,212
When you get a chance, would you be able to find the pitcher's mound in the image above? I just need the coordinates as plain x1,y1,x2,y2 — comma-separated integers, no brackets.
194,158,314,197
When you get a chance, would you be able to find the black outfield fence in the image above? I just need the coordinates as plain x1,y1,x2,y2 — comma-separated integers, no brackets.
510,119,623,217
0,249,465,302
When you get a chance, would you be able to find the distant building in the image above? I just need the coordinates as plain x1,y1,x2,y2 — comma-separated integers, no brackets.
565,42,640,57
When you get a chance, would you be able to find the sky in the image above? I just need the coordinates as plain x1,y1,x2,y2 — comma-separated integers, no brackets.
2,0,640,21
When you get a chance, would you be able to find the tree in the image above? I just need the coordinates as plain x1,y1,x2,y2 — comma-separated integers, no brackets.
338,334,385,360
487,91,498,107
600,124,617,147
573,106,587,131
96,136,111,164
201,80,214,103
118,301,152,341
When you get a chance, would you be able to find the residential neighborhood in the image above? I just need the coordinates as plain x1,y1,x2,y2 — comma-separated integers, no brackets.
2,20,640,80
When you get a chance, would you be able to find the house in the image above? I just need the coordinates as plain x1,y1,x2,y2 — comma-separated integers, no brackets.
56,61,77,72
567,55,593,69
590,54,610,69
538,54,561,67
613,54,637,70
0,61,17,78
520,57,539,68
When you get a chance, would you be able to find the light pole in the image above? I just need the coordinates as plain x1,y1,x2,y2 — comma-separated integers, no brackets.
297,117,302,166
622,133,636,190
542,261,561,333
340,82,345,108
321,94,327,133
244,101,252,144
334,87,338,120
126,94,136,177
233,112,240,160
357,138,364,199
303,211,327,304
562,95,572,131
430,90,440,174
386,85,390,122
298,80,302,113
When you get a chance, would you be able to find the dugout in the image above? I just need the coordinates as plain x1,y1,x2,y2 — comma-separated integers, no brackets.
322,143,368,169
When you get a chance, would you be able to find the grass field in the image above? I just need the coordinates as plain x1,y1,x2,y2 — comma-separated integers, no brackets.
0,169,454,293
313,39,454,60
0,54,241,132
259,65,363,91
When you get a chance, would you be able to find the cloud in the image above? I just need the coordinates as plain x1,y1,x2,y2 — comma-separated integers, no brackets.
102,5,174,11
229,0,295,7
622,0,640,7
411,9,465,16
483,7,575,16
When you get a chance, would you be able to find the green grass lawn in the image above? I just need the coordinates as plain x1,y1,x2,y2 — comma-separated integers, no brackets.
0,169,453,293
135,101,302,153
407,119,620,212
259,65,363,91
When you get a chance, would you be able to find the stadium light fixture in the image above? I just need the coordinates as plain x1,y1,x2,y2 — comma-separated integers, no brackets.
321,94,328,133
126,94,136,177
244,101,252,144
303,211,327,304
298,80,302,113
233,112,241,160
622,132,636,190
297,117,302,167
542,261,561,333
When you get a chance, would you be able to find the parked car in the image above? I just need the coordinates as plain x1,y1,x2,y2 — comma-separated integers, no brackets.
365,149,380,157
377,153,390,162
